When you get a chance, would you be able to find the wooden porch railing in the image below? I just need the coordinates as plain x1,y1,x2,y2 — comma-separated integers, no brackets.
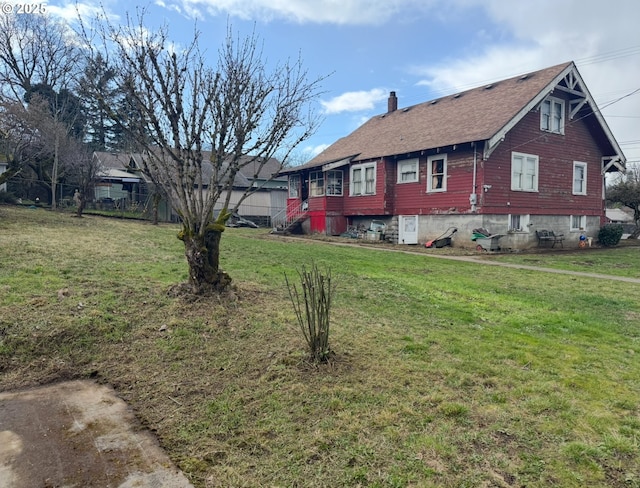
271,200,308,232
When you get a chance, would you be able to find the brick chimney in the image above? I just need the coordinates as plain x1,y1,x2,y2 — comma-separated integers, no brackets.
388,91,398,113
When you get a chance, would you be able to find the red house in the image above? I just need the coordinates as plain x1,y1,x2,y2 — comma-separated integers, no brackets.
279,62,626,249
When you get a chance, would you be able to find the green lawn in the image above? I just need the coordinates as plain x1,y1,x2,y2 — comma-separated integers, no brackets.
1,205,639,487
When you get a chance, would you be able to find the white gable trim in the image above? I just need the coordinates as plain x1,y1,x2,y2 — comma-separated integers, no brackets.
483,63,626,166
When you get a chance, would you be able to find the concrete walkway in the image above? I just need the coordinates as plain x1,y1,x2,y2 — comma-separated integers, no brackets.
0,381,193,488
436,255,640,284
275,235,640,284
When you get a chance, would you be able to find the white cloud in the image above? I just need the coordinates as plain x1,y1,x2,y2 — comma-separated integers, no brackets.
321,88,388,114
302,143,330,157
46,1,119,23
170,0,435,24
415,0,640,162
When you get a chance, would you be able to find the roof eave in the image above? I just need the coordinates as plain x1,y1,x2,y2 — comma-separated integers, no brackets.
485,63,626,165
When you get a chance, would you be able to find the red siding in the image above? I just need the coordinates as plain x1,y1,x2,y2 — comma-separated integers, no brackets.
342,160,388,216
480,96,605,217
289,90,610,226
393,152,476,215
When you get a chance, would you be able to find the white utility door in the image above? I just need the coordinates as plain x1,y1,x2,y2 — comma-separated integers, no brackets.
398,215,418,244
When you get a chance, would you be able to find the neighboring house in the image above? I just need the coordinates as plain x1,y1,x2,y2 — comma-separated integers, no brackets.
606,207,633,224
202,153,288,227
280,61,626,248
93,151,287,225
93,151,144,203
606,207,637,238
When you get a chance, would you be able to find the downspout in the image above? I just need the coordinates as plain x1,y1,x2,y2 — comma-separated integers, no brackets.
470,142,478,212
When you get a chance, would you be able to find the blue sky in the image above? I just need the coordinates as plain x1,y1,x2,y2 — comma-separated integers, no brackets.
48,0,640,166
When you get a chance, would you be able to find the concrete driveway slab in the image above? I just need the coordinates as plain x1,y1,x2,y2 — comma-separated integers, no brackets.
0,380,193,488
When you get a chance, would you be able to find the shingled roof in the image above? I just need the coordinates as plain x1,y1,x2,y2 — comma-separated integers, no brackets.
288,61,623,172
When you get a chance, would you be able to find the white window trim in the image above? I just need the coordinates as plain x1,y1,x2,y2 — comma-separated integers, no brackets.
288,175,300,198
540,96,565,135
326,170,343,196
427,154,447,193
511,152,539,192
397,158,419,184
572,161,587,195
309,171,324,197
570,215,586,231
350,162,377,196
508,214,530,232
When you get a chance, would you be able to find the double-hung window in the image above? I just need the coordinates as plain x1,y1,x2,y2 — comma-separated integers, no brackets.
511,152,538,192
288,175,300,198
573,162,587,195
309,171,324,197
397,158,418,183
541,97,565,134
350,162,376,196
427,154,447,192
326,170,343,196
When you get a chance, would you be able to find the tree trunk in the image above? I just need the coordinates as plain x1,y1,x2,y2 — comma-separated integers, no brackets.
51,127,60,210
152,192,161,225
179,226,232,294
75,195,86,218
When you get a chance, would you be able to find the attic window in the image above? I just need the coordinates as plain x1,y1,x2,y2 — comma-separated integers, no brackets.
540,96,565,134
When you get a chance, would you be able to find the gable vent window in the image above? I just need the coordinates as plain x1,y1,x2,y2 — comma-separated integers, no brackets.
540,96,565,134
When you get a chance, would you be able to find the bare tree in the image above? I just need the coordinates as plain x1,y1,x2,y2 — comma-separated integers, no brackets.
0,92,81,205
0,13,81,97
0,12,85,208
82,12,324,294
607,163,640,238
0,96,56,196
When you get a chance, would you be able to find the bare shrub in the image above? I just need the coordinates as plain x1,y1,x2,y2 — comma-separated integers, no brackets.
285,263,334,363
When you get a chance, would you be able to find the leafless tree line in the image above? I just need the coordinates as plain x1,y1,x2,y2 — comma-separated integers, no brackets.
1,8,326,293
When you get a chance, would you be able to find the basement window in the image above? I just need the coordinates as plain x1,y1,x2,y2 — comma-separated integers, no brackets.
509,214,530,232
571,215,586,231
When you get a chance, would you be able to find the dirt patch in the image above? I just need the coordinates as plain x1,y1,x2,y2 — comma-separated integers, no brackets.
0,380,193,488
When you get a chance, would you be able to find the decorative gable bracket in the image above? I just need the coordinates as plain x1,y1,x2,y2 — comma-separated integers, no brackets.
555,71,588,119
